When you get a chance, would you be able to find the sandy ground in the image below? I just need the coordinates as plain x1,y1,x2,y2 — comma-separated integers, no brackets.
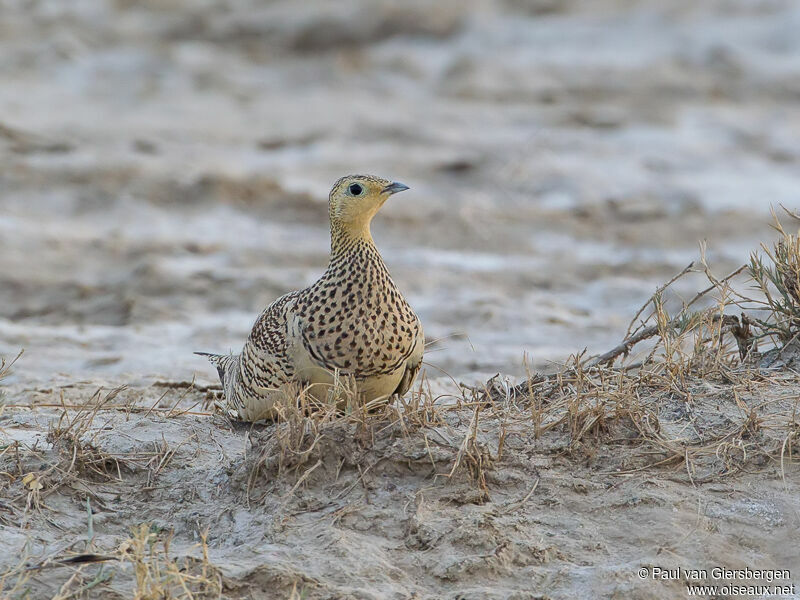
2,372,799,599
2,0,800,598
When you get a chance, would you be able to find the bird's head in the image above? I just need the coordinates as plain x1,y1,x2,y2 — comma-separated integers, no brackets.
328,174,409,241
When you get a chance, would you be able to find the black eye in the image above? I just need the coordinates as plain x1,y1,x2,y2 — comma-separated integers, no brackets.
349,183,363,196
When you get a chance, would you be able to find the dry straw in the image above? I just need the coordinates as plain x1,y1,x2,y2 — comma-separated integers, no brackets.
3,213,800,597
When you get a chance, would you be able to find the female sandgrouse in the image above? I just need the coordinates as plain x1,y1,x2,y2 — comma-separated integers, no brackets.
198,175,424,421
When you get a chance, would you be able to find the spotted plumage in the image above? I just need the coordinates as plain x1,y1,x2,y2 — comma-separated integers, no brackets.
197,174,424,421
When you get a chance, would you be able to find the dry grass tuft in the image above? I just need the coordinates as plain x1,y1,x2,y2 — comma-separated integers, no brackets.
748,207,800,346
0,548,31,600
0,349,24,406
241,372,483,505
263,375,449,471
4,524,225,600
0,387,137,522
117,524,222,600
0,350,23,383
46,388,130,484
445,401,493,499
476,211,800,481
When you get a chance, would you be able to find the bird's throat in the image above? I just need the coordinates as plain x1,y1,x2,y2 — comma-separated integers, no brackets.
330,219,376,257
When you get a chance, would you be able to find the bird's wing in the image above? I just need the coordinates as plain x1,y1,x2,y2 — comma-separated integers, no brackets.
240,291,300,390
392,318,424,396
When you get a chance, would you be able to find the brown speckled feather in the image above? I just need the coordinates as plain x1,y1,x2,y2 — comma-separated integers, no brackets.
198,174,424,421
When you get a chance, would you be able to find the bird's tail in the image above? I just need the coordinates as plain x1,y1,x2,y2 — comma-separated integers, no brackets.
195,351,238,387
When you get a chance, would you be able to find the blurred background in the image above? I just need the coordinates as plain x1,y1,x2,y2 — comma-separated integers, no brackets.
1,0,798,390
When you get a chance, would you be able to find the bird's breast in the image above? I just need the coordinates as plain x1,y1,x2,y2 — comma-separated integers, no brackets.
297,278,419,378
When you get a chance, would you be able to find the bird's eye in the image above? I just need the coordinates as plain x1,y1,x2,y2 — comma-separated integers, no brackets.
348,183,363,196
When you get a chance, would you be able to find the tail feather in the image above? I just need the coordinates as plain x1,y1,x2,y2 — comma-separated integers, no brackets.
195,351,242,419
194,351,237,387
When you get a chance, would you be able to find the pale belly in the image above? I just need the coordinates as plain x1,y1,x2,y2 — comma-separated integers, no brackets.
285,311,413,409
298,363,405,409
238,348,411,421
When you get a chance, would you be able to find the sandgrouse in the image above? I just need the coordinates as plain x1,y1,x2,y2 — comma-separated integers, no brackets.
198,175,424,421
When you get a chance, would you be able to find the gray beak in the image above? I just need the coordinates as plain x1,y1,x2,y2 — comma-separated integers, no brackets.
382,181,410,195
